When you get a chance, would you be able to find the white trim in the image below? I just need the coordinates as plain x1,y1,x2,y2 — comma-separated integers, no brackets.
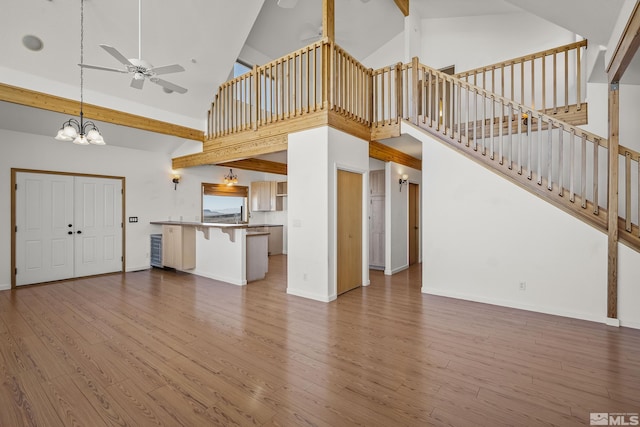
606,317,621,327
423,286,606,324
0,284,10,291
193,270,247,286
620,319,640,329
385,264,409,276
126,266,151,272
287,287,337,302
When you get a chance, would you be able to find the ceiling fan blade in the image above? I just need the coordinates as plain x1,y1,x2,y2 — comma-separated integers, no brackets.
130,77,145,90
151,78,188,94
149,64,185,76
79,64,127,73
100,44,133,66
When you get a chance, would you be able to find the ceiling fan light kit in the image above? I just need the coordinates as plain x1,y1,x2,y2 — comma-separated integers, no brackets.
79,0,188,94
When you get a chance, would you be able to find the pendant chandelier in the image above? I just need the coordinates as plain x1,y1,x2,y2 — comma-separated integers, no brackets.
224,169,238,186
54,0,105,145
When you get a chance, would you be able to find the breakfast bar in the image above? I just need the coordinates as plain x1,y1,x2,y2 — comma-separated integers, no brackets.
150,221,270,285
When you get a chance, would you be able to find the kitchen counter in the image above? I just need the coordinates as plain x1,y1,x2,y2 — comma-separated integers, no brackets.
151,221,270,285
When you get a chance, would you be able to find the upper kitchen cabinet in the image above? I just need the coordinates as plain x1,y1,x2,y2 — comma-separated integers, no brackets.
251,181,278,212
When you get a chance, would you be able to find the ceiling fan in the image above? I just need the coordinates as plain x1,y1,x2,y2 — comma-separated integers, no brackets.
80,0,187,94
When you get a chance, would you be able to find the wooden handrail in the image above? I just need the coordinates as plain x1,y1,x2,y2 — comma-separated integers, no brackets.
454,40,587,113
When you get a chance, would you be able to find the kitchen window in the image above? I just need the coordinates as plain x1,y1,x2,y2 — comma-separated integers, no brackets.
202,183,248,223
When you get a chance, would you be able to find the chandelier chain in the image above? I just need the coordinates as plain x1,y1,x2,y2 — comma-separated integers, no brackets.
80,0,84,115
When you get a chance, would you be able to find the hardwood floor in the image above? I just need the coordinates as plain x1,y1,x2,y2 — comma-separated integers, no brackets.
1,256,639,426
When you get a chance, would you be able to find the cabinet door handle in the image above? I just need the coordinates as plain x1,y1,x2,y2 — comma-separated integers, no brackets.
77,230,82,234
68,231,73,235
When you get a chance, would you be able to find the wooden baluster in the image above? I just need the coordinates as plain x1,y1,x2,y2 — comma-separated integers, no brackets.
499,99,504,164
270,63,274,123
570,128,576,202
387,66,392,124
428,70,433,127
547,122,553,190
293,54,298,116
517,105,522,174
625,152,632,232
457,80,462,142
465,83,470,146
449,77,454,138
442,75,448,134
490,96,495,159
553,52,557,114
307,49,312,114
435,72,440,132
500,64,505,99
491,67,495,95
558,125,564,196
537,114,543,185
380,71,385,123
314,47,318,111
637,158,640,236
531,58,535,110
481,89,486,154
542,55,546,112
593,138,600,214
576,46,582,110
581,133,587,208
373,72,378,124
473,87,478,151
510,63,514,103
520,60,524,105
564,49,569,112
527,109,533,179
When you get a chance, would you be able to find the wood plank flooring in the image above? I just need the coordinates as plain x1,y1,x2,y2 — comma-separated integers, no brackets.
1,256,639,426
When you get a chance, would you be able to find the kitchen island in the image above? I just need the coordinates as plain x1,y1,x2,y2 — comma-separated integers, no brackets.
150,221,270,285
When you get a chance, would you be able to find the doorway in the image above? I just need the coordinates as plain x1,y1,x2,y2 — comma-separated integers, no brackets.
409,182,420,265
12,170,125,287
337,169,362,295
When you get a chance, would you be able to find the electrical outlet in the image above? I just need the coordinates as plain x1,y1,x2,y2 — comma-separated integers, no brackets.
519,282,526,291
128,217,138,223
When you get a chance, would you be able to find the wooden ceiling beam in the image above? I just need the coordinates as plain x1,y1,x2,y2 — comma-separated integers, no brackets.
370,140,422,170
607,2,640,82
393,0,409,17
218,158,288,176
0,83,204,141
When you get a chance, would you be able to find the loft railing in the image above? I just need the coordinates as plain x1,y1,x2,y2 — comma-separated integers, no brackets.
455,40,587,114
203,39,639,249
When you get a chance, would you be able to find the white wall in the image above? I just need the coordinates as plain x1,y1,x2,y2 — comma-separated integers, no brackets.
287,126,369,302
361,32,404,70
0,128,283,289
404,121,640,327
385,161,421,275
421,13,576,72
287,127,330,301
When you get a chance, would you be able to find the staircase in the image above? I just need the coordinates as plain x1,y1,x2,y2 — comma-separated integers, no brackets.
172,39,640,254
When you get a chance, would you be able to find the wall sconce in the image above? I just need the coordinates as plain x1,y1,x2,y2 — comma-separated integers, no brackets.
224,168,238,186
172,173,181,190
399,174,409,191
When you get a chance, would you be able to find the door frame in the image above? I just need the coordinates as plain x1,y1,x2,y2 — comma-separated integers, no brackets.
11,168,126,288
408,182,420,265
333,164,368,298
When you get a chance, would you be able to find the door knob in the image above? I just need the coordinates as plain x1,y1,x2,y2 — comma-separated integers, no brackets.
68,224,73,227
77,230,82,234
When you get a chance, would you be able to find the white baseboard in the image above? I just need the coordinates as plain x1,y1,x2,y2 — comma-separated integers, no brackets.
606,317,621,327
422,286,605,325
384,264,409,276
193,270,246,286
0,284,10,291
287,287,336,302
620,319,640,329
126,266,151,273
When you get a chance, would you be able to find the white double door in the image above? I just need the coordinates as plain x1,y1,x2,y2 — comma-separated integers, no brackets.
15,172,123,286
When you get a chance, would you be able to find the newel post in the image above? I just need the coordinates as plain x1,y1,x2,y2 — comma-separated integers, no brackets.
607,82,620,322
411,56,419,124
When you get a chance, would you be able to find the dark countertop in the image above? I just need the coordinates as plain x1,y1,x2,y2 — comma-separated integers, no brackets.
150,221,247,228
247,224,284,228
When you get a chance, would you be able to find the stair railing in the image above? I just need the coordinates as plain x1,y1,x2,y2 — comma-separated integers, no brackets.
619,145,640,244
454,40,587,115
403,60,608,227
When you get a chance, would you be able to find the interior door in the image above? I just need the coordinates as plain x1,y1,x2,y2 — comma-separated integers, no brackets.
337,170,362,295
14,172,123,286
74,176,123,277
369,170,385,269
15,173,75,286
409,182,419,265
